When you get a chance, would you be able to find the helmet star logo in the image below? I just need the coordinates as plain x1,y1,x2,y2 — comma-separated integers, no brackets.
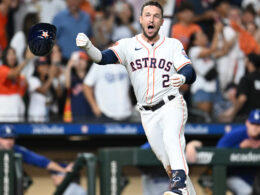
42,31,49,38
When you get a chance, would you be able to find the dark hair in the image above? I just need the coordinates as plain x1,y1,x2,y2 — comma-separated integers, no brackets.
186,32,197,53
177,2,194,13
2,46,18,67
248,53,260,68
141,1,163,17
243,4,256,16
212,0,230,9
23,12,39,42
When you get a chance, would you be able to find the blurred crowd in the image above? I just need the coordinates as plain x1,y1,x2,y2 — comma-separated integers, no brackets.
1,0,260,123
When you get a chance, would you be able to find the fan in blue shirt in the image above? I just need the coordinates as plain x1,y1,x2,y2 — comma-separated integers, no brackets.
52,0,93,61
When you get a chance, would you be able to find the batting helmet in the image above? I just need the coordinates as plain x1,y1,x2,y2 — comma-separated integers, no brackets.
28,23,57,56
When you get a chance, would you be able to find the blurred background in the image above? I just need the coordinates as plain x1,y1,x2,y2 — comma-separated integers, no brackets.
1,0,260,194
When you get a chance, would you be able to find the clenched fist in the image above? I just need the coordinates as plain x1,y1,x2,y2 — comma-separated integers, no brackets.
76,33,92,50
170,74,186,87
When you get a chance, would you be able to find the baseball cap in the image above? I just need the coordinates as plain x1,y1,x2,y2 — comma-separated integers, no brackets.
248,109,260,125
34,56,49,67
0,125,16,138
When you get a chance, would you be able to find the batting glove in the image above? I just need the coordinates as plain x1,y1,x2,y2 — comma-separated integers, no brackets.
76,33,92,50
170,74,186,87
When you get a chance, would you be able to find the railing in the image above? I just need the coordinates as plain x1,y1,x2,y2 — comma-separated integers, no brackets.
0,151,23,195
54,153,96,195
55,147,260,195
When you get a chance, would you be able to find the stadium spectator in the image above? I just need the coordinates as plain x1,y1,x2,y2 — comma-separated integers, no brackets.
10,12,38,78
83,63,133,122
188,21,227,115
49,44,66,121
52,0,93,62
217,109,260,195
213,3,246,92
65,51,94,122
246,21,260,44
111,1,141,42
10,12,38,64
224,6,247,87
214,83,238,121
241,4,257,27
28,57,61,123
0,46,34,122
92,11,112,50
171,2,202,51
230,13,260,56
220,53,260,122
242,0,260,27
0,125,86,194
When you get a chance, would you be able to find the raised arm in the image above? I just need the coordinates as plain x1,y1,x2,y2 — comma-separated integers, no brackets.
76,33,118,65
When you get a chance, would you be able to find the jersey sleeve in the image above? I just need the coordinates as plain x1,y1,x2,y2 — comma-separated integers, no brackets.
216,127,248,148
28,77,41,92
14,145,51,168
172,39,192,71
108,39,128,65
83,63,98,86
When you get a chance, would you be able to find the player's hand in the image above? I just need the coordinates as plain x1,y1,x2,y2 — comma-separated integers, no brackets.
24,47,35,62
76,33,92,50
218,107,235,122
240,139,260,148
93,105,102,117
170,74,186,87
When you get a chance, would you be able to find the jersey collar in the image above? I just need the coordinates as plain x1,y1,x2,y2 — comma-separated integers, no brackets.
137,34,165,48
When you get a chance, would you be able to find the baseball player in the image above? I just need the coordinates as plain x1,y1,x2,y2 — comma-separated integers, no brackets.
76,1,196,194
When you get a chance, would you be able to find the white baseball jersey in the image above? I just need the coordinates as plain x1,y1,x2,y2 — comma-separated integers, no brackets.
84,63,132,120
110,34,191,106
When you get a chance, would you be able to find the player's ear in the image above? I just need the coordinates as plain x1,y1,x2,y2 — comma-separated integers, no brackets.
160,18,164,26
139,15,142,24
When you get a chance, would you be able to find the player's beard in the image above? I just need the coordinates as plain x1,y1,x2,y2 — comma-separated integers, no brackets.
141,25,160,41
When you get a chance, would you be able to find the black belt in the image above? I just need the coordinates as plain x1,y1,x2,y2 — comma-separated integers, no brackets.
142,95,175,111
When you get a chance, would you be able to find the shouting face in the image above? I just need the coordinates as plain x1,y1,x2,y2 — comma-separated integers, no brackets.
139,5,164,41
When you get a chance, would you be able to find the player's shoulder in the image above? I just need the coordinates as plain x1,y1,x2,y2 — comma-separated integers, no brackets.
116,37,135,44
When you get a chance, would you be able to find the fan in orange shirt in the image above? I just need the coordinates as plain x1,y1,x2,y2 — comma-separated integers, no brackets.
171,2,202,51
230,20,260,55
0,46,34,122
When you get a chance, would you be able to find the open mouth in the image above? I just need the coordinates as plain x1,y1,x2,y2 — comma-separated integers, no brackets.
148,25,154,33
